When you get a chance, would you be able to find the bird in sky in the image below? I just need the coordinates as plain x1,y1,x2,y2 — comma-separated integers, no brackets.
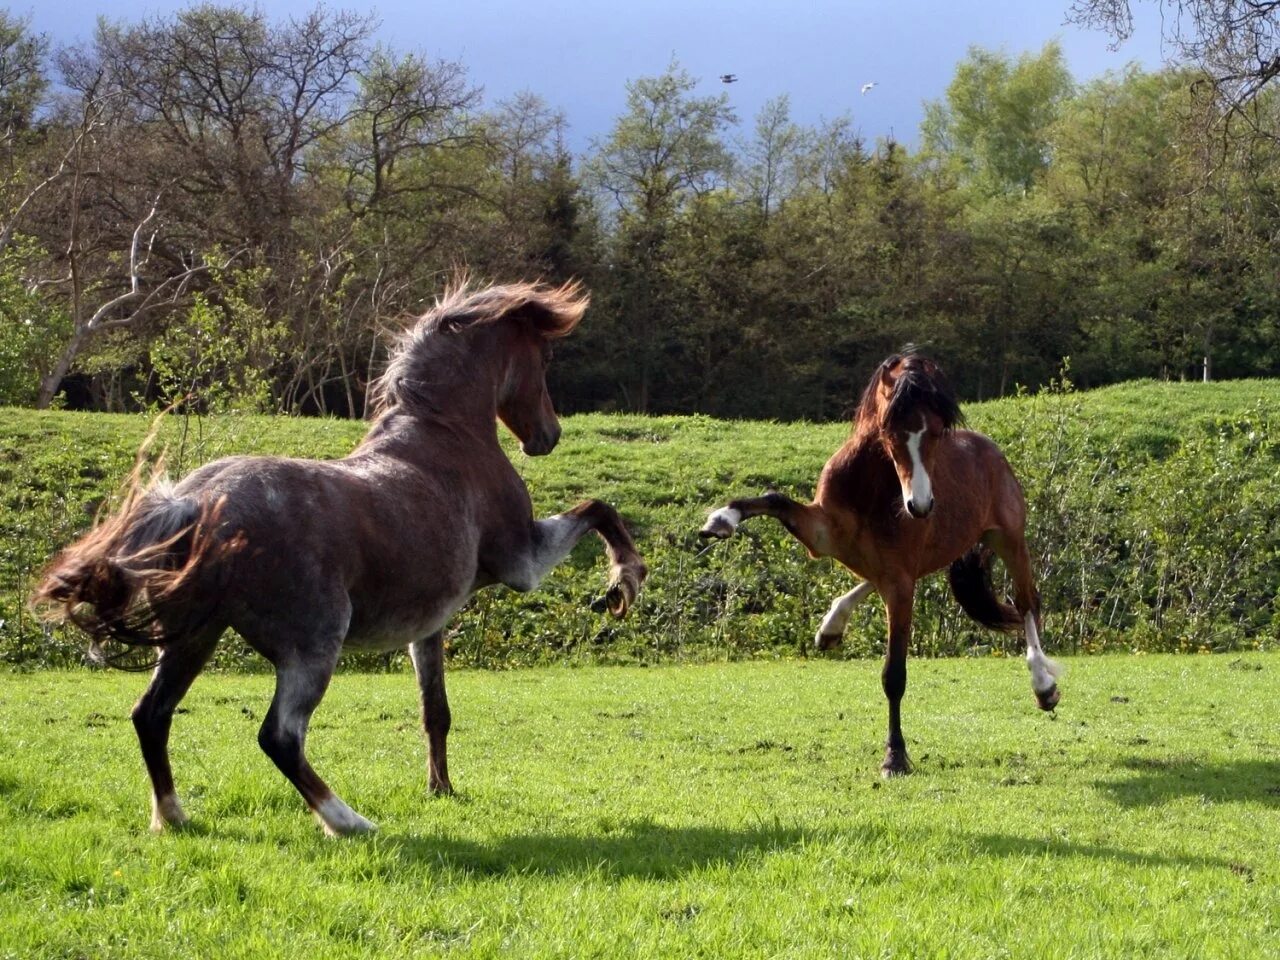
860,81,877,94
720,74,738,84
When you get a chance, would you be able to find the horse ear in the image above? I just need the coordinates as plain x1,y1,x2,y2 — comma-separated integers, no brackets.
877,357,901,402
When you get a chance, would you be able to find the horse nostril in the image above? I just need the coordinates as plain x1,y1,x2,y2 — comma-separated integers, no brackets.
907,498,932,518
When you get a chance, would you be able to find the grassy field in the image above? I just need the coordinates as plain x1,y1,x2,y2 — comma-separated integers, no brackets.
3,378,1279,666
0,655,1277,958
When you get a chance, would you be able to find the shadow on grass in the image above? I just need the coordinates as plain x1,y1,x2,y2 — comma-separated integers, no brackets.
388,820,810,879
379,818,1236,879
1097,757,1280,808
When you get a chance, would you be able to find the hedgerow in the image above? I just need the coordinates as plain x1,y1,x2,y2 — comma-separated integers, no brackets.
2,378,1276,669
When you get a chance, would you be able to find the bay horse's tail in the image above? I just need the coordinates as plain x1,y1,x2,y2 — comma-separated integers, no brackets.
947,545,1022,632
31,474,240,652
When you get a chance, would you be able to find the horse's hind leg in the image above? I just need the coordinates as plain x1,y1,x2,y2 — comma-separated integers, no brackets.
815,581,876,650
257,640,373,836
988,529,1060,711
131,628,221,831
409,631,452,795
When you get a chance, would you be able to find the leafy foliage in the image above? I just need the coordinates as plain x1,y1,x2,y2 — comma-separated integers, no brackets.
0,10,1277,418
2,380,1276,669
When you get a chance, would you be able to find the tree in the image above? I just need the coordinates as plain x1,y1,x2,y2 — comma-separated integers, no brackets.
1068,0,1280,122
0,12,47,159
585,63,736,411
587,62,736,221
739,95,806,220
922,43,1074,194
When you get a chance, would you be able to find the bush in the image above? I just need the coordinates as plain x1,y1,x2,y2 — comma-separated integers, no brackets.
2,379,1277,669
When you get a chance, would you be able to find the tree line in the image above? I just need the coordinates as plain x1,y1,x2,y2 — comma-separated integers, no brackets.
1,4,1278,420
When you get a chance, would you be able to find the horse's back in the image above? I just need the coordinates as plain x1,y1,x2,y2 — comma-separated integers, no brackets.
171,451,484,650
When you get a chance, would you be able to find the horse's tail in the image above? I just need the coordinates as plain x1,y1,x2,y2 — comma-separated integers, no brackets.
31,478,240,651
947,545,1022,633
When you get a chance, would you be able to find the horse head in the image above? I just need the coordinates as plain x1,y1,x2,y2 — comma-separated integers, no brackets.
860,352,963,519
490,282,588,455
372,280,588,456
496,317,564,457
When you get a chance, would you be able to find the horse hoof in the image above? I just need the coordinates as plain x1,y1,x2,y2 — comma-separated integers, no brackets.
1035,684,1060,711
815,632,843,651
699,508,740,539
322,815,377,838
698,519,734,539
429,780,454,797
599,563,645,617
150,815,191,834
880,752,913,778
596,583,633,618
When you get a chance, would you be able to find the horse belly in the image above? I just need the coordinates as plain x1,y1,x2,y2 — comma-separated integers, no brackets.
342,551,478,651
342,601,466,652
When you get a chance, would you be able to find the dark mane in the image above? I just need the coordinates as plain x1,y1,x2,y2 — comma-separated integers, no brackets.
369,279,588,415
855,350,965,433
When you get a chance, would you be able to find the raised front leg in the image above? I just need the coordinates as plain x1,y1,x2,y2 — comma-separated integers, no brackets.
880,579,916,778
498,499,647,616
409,632,452,795
699,491,834,558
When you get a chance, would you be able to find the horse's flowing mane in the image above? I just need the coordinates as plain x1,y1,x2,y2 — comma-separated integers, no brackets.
855,349,965,434
419,279,588,337
370,279,589,415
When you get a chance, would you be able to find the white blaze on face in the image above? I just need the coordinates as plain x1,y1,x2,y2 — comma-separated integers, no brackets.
903,417,932,514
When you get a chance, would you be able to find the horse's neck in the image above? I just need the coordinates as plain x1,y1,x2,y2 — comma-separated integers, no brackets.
355,407,502,463
844,427,889,471
820,430,898,515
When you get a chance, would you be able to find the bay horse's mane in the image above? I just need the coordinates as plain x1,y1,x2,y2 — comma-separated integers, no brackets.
371,279,588,415
854,349,965,436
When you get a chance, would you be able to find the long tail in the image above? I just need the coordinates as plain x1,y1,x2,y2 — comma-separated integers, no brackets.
31,477,240,649
947,545,1022,632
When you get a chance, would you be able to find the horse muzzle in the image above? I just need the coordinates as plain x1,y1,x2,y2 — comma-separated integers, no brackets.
905,496,933,519
520,425,561,457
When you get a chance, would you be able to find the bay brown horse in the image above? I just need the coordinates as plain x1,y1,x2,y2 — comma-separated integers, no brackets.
700,351,1058,777
34,281,647,835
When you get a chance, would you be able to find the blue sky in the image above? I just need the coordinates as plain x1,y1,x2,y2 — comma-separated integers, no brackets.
26,0,1171,152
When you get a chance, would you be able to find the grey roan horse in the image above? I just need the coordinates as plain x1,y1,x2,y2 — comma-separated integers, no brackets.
35,281,647,836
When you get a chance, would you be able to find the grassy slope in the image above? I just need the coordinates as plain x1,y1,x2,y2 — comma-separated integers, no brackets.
2,378,1278,665
0,655,1277,958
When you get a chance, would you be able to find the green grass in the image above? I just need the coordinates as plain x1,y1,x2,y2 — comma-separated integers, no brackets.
4,379,1279,666
0,655,1277,958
